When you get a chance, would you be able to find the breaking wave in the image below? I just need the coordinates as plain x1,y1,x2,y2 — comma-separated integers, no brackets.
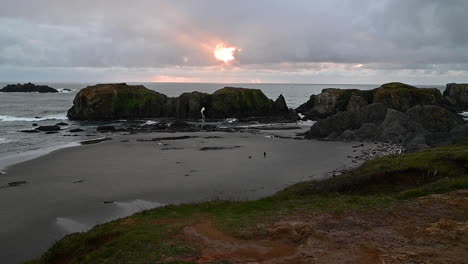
0,114,67,122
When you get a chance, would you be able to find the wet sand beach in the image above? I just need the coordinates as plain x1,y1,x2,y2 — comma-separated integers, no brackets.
0,127,375,263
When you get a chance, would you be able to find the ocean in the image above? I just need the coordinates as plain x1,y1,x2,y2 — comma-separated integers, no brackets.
0,82,446,168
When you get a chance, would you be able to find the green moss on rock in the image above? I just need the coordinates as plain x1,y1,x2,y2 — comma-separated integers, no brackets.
67,83,167,120
67,84,291,121
373,82,444,112
206,87,275,118
297,82,447,120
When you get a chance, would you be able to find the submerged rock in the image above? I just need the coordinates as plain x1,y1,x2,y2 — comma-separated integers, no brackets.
0,83,58,93
96,126,116,132
20,129,40,133
55,122,69,126
8,181,28,187
169,120,191,128
35,125,61,132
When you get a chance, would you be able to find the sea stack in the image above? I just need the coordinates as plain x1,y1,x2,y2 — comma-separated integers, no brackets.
67,83,295,121
0,83,58,93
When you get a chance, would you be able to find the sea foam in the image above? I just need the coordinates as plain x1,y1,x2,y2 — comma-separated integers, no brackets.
0,114,67,122
56,217,90,233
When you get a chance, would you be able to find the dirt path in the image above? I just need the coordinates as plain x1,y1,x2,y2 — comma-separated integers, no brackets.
171,190,468,264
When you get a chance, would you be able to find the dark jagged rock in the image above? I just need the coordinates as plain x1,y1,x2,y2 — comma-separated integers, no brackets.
406,105,463,132
96,126,116,132
0,83,58,93
448,124,468,144
306,103,465,151
8,181,28,187
20,129,40,133
35,125,61,132
199,146,242,151
69,128,84,133
307,103,387,138
67,84,293,121
55,122,69,126
297,82,446,120
169,120,191,128
296,88,373,120
378,109,427,144
273,94,289,113
167,91,211,119
137,136,197,142
443,83,468,111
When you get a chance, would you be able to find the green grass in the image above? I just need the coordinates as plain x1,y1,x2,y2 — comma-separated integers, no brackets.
283,142,468,195
26,142,468,264
399,176,468,199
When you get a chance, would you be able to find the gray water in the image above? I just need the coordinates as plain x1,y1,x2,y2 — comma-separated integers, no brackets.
0,82,444,167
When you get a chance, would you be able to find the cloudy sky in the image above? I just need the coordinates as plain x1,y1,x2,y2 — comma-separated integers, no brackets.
1,0,467,84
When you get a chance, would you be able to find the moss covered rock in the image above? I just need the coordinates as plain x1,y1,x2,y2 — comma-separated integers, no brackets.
297,82,446,120
296,88,373,120
206,87,280,119
443,83,468,111
67,83,167,120
67,84,292,121
372,82,444,112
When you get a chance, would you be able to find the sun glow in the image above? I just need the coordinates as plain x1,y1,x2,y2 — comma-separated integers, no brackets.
214,44,239,63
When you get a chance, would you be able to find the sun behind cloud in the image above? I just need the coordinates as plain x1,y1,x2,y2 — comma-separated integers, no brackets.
214,44,239,63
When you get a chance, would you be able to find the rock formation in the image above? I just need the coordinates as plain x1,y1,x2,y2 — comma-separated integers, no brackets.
297,82,449,120
67,83,167,120
0,83,58,93
306,103,466,151
67,83,294,121
296,88,373,119
444,83,468,111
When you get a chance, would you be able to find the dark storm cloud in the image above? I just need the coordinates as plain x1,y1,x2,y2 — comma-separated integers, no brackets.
0,0,467,83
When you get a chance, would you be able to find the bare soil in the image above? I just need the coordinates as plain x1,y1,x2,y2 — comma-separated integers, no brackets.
170,190,468,264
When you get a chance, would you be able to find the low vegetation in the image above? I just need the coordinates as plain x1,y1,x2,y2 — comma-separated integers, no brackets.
26,142,468,264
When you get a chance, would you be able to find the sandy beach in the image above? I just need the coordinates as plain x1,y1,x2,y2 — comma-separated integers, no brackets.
0,125,374,263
